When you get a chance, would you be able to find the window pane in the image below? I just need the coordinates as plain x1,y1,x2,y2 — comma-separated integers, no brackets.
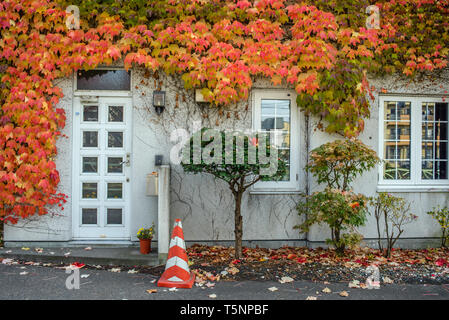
422,102,448,180
83,105,98,122
261,99,291,181
397,161,410,179
82,208,97,225
384,161,397,180
83,131,98,148
82,182,97,199
108,132,123,148
107,208,122,225
435,161,448,179
82,157,98,173
77,70,130,91
383,101,411,180
107,183,122,199
108,106,124,122
107,157,123,173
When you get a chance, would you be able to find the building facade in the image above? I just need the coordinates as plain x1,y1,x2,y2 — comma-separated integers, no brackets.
4,67,449,249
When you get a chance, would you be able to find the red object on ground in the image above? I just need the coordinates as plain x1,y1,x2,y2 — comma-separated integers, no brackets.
71,262,85,268
157,219,195,288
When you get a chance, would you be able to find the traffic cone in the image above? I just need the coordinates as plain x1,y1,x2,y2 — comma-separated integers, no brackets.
157,219,195,288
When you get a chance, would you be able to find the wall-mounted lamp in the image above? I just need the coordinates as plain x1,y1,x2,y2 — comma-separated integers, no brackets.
153,90,165,115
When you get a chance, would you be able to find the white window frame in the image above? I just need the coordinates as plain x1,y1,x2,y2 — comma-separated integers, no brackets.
378,95,449,191
251,89,300,192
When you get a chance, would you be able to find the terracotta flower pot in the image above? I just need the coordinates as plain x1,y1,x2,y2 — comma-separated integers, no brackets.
139,239,152,254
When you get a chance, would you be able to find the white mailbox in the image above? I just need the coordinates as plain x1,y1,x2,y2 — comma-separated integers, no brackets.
146,172,158,196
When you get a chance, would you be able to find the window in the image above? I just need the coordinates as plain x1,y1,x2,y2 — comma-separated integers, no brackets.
76,69,131,91
379,96,449,188
252,90,299,192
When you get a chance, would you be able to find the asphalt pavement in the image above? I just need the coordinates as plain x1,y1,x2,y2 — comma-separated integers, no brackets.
0,263,448,300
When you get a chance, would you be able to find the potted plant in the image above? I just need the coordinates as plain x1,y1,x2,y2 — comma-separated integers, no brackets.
137,223,155,254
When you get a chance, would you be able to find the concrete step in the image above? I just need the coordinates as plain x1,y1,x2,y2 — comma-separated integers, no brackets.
0,246,160,267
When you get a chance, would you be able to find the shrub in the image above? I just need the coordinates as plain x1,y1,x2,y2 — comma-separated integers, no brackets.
307,138,379,191
369,193,418,257
427,206,449,248
296,188,368,254
296,139,379,254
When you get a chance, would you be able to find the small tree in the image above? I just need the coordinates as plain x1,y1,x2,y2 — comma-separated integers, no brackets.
369,193,418,257
181,128,287,259
427,206,449,248
307,138,380,192
296,188,368,254
296,138,380,254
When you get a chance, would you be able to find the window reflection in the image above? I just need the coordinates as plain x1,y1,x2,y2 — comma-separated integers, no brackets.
422,102,448,180
261,99,290,181
383,101,411,180
77,70,130,91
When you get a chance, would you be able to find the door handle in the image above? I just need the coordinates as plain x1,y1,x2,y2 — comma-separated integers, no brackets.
120,153,131,167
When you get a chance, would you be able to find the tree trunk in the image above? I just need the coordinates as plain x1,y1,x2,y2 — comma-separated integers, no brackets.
333,227,345,255
234,191,243,259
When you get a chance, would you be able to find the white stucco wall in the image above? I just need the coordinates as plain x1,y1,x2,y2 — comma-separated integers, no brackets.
4,67,448,249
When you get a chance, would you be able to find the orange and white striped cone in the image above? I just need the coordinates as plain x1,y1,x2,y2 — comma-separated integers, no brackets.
157,219,195,288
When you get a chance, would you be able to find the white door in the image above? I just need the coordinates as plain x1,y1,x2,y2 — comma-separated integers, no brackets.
72,97,132,240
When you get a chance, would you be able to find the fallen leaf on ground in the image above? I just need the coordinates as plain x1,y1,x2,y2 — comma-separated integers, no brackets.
127,269,138,274
383,276,394,284
168,287,178,292
146,289,157,294
109,268,121,273
226,267,239,275
1,258,14,265
306,296,317,300
339,291,349,297
322,287,332,293
205,282,215,288
19,271,28,275
84,247,92,251
70,262,85,269
80,274,90,278
21,247,30,251
209,294,217,299
279,276,294,284
348,280,360,288
268,286,278,292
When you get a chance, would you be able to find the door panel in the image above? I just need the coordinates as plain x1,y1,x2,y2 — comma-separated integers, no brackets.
73,97,132,240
